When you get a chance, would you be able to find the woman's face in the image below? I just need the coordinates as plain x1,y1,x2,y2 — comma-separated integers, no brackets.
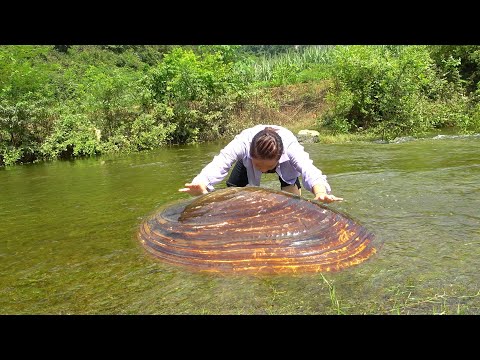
252,158,278,173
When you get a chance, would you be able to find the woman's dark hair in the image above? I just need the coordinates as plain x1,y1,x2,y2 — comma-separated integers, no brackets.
250,127,284,160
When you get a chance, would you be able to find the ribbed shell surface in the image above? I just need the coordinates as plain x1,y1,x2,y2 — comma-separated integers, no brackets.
138,187,378,274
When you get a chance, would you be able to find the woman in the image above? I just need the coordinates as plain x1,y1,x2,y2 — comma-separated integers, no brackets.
179,125,343,203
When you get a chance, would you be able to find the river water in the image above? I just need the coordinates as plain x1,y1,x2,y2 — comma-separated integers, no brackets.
1,135,479,314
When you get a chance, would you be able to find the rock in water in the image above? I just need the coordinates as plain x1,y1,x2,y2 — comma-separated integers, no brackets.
297,129,320,143
138,187,379,274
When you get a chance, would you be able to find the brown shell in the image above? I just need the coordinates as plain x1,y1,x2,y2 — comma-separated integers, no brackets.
138,187,378,274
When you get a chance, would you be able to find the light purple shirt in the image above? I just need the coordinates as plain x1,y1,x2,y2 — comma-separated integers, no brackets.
192,124,331,194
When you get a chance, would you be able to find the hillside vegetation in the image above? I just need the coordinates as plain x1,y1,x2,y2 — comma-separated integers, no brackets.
1,45,479,166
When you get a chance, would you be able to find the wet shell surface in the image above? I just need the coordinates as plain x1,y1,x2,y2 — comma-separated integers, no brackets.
138,186,378,274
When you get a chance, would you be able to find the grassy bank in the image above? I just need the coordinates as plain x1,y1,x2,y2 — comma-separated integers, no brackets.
2,45,479,167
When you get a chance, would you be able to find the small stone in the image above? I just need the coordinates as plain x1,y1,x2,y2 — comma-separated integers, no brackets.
297,129,320,143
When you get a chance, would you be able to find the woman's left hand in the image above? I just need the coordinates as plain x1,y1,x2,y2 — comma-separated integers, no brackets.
314,193,344,203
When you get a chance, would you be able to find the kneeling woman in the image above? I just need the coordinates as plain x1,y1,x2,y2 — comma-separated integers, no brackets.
179,125,343,203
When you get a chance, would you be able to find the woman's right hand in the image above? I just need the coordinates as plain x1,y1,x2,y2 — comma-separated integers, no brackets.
178,182,209,196
314,192,344,203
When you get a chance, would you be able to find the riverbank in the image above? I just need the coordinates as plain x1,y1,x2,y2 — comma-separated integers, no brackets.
227,81,472,145
230,81,330,136
0,79,474,168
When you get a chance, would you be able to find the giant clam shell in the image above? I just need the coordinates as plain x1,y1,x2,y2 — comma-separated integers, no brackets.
138,187,378,274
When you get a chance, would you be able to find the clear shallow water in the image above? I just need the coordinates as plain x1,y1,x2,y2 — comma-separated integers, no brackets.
1,136,479,314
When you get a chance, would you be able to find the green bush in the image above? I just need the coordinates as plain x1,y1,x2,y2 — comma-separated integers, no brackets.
40,114,101,160
319,45,467,140
130,113,176,150
0,97,53,164
145,46,251,143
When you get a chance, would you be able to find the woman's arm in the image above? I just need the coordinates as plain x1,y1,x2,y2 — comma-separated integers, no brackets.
287,141,343,203
178,133,248,196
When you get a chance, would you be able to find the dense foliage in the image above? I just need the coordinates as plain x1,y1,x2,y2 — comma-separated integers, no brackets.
1,44,479,166
321,45,480,139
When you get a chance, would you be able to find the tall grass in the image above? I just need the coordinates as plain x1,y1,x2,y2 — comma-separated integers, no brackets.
251,45,335,83
320,273,346,315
